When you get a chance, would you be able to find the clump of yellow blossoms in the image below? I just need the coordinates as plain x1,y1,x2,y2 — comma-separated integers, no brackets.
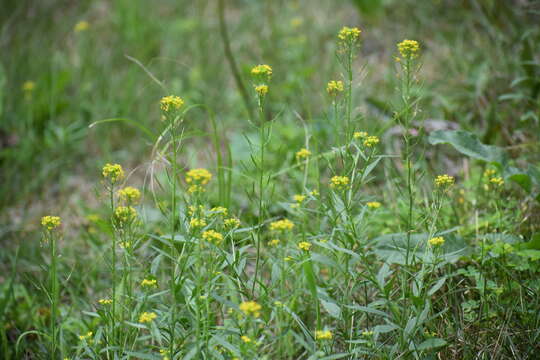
338,26,361,43
22,81,36,92
224,218,241,228
434,174,455,187
202,230,223,244
160,95,184,112
251,64,273,81
327,80,344,97
239,300,262,318
118,186,141,204
98,299,112,305
241,335,252,343
139,312,157,323
78,331,93,341
367,201,381,209
41,216,61,230
269,239,281,247
269,219,295,232
298,241,312,251
296,148,311,161
363,135,380,147
102,163,124,184
484,169,496,178
315,330,333,340
428,236,445,246
489,177,504,187
255,85,268,96
397,39,420,60
291,194,306,209
330,175,350,190
141,279,157,287
114,206,137,224
210,206,228,216
74,20,89,32
354,131,368,139
190,218,207,229
186,168,212,193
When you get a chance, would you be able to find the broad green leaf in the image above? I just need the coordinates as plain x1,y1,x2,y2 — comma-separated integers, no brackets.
417,338,447,351
320,299,341,319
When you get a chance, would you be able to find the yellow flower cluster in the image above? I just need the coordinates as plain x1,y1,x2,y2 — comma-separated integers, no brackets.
210,206,228,216
434,174,455,187
118,186,141,204
141,279,158,287
102,163,124,184
489,177,504,187
367,201,381,209
269,219,295,232
353,131,368,139
202,230,223,244
239,300,262,317
338,26,361,43
251,64,273,81
363,135,380,147
298,241,312,251
114,206,137,223
190,218,207,229
327,80,344,97
139,312,157,323
315,330,333,340
397,39,420,60
269,239,281,247
186,168,212,185
330,175,350,190
98,299,112,305
255,84,268,96
78,331,93,341
160,95,184,112
428,236,445,246
241,335,252,343
484,169,496,178
74,20,89,33
296,148,311,160
41,216,61,230
293,194,306,203
224,217,241,228
22,81,36,92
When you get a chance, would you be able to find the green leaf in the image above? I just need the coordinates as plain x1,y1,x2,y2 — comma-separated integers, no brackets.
428,130,506,165
320,299,341,319
417,338,447,351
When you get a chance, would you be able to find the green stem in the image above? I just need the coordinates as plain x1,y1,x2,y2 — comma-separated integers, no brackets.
252,99,265,296
49,233,59,359
169,115,178,357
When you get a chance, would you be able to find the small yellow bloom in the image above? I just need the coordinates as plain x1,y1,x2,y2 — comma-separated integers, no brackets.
310,189,319,197
330,175,350,190
74,20,89,32
251,64,273,81
78,331,93,341
186,168,212,185
296,148,311,161
298,241,312,251
22,81,36,92
315,330,333,340
489,177,504,187
118,186,141,205
98,299,112,305
363,136,380,147
326,80,344,97
190,218,207,229
139,312,157,323
362,330,374,337
114,206,137,224
239,301,262,318
102,163,124,184
210,206,228,216
269,239,281,247
160,95,184,112
293,194,306,203
484,169,496,178
397,39,420,59
202,229,223,244
241,335,252,343
41,216,61,230
366,201,381,209
141,279,158,287
255,84,268,96
338,26,361,43
428,236,445,246
269,219,295,232
224,217,241,228
290,17,303,28
434,174,455,187
353,131,368,139
284,256,293,261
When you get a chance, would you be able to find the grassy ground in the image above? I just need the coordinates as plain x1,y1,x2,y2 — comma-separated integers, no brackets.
1,0,540,359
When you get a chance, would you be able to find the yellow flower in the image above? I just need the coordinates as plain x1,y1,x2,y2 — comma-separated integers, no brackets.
310,189,319,197
326,80,344,97
353,131,368,139
363,136,380,147
338,26,361,43
367,201,381,209
118,186,141,204
190,218,207,229
428,236,445,246
434,174,455,187
484,169,496,178
186,168,212,185
141,279,158,287
489,177,504,187
22,81,36,92
139,312,157,323
255,84,268,96
330,176,350,190
160,349,170,360
315,330,333,340
397,39,420,60
269,219,295,232
269,239,281,246
293,194,306,203
211,206,228,216
251,64,273,81
224,218,241,228
284,256,293,261
202,230,223,244
362,330,374,337
298,241,312,251
102,163,124,184
41,216,61,230
78,331,93,340
160,95,184,112
241,335,252,343
296,148,311,161
239,301,262,318
74,20,89,32
114,206,137,224
98,299,112,305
